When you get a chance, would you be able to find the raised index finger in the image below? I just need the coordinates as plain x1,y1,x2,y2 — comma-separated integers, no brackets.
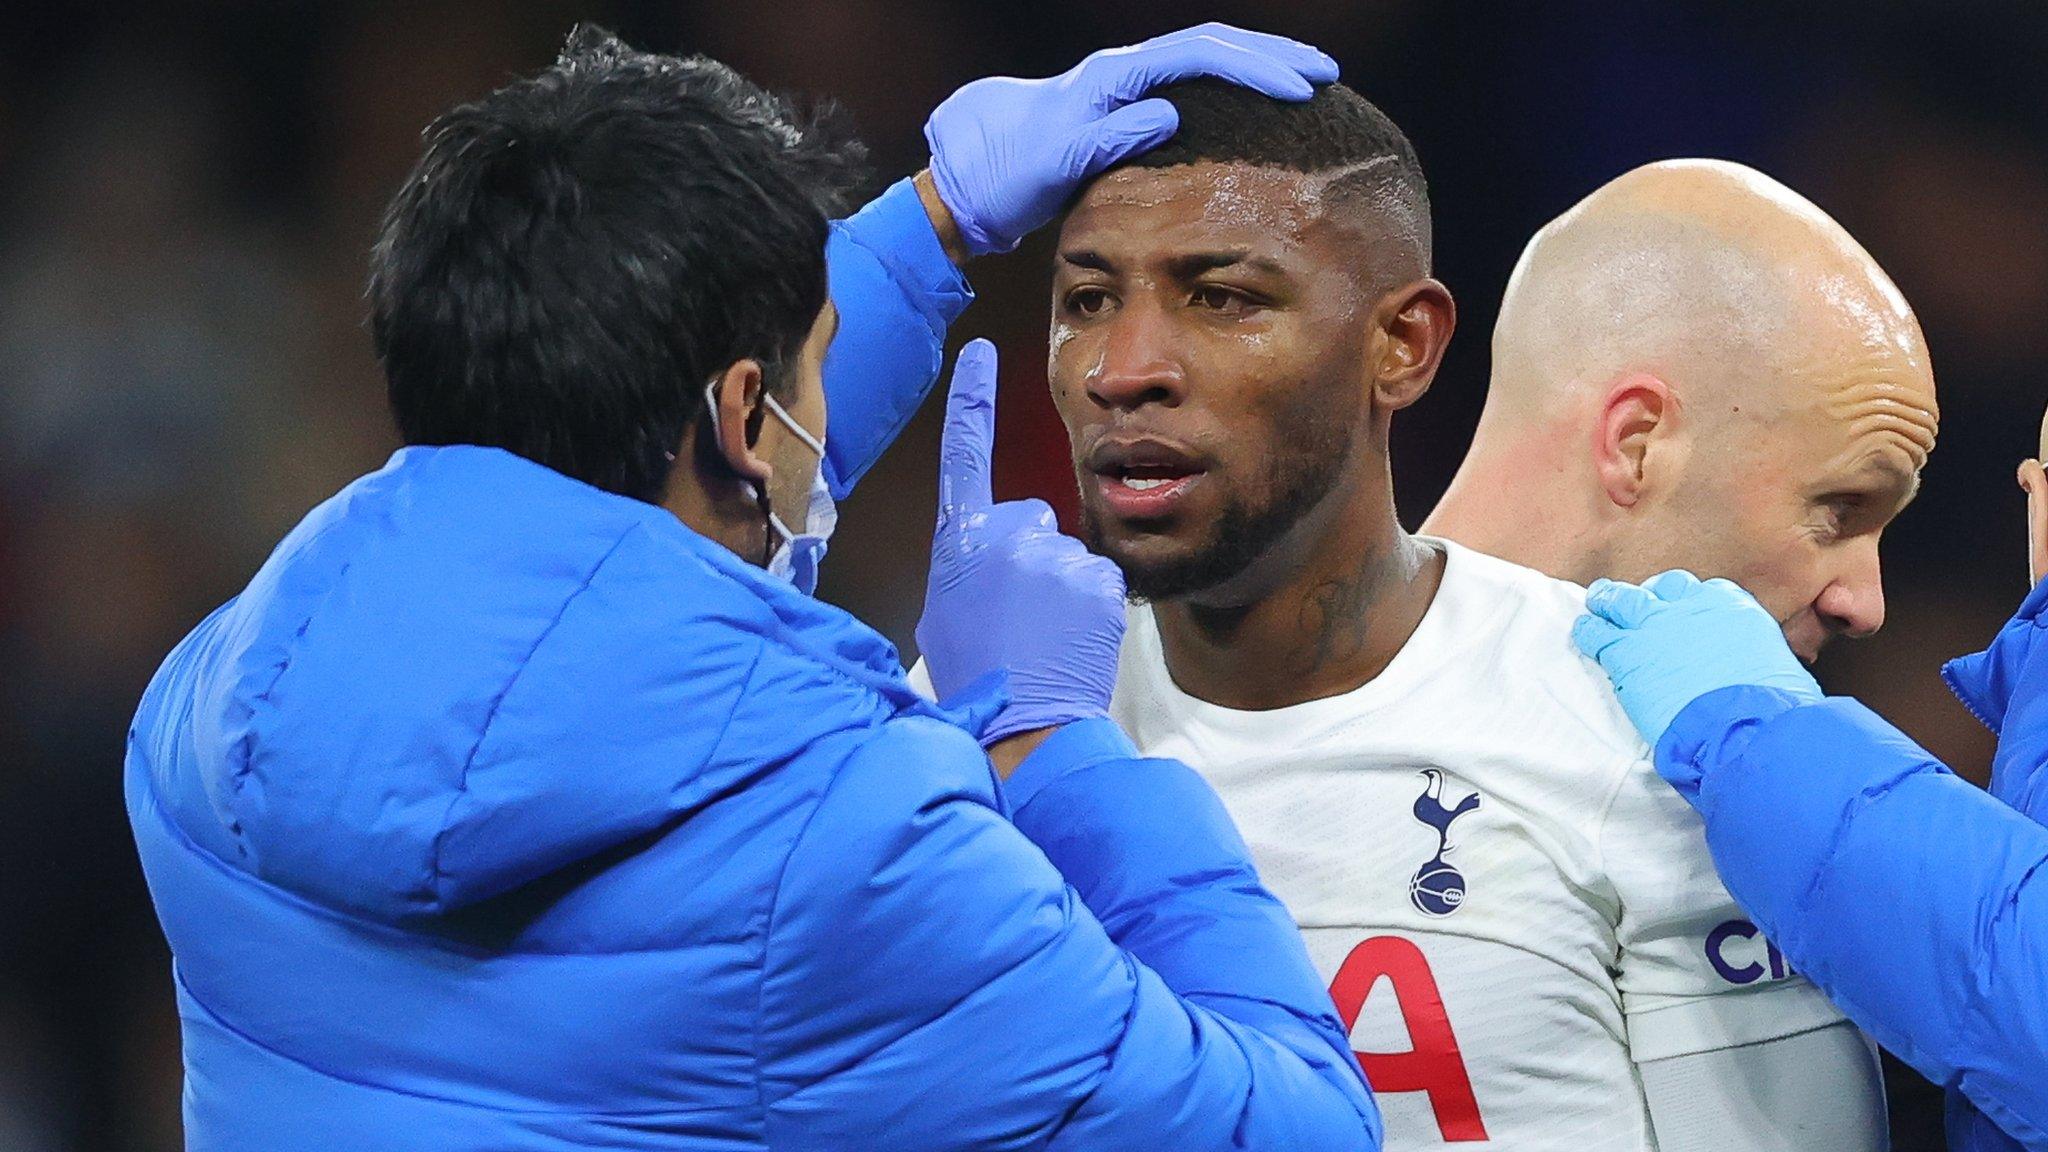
939,338,998,512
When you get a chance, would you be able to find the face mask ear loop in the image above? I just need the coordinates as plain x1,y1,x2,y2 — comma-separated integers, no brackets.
756,389,827,570
759,391,822,454
704,378,781,568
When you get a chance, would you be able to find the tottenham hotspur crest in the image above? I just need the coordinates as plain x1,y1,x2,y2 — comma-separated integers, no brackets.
1409,769,1482,918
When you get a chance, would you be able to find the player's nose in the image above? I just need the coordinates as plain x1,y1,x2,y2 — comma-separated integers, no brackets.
1084,302,1187,411
1815,540,1886,640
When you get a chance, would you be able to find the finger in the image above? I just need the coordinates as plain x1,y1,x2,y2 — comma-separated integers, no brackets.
1571,613,1627,662
1075,98,1180,178
1137,23,1340,83
939,339,998,511
1019,497,1059,530
1585,578,1661,629
1093,35,1317,105
1165,23,1341,82
975,497,1057,535
1642,569,1702,601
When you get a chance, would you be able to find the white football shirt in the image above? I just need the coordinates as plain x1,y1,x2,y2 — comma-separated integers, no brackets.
1110,539,1849,1150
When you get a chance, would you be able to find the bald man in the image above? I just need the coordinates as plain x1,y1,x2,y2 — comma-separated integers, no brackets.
1426,159,1938,663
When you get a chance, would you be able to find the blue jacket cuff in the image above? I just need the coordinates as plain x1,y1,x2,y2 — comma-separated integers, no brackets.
1000,718,1140,815
1657,684,1815,780
841,177,974,334
818,177,976,499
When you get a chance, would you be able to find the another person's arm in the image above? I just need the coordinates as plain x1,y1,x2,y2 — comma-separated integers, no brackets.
760,716,1377,1150
816,174,970,498
1577,571,2048,1148
816,24,1340,498
1001,719,1370,1120
1659,684,2048,1148
757,340,1376,1149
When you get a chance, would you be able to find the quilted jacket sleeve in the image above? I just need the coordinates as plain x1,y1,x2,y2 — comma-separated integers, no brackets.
1661,686,2048,1150
758,717,1380,1151
818,177,973,500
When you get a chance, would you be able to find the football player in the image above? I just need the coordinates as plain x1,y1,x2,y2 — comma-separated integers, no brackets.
1022,84,1893,1150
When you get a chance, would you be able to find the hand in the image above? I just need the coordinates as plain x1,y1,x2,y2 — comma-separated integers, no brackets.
1572,571,1822,751
916,339,1128,747
924,23,1339,255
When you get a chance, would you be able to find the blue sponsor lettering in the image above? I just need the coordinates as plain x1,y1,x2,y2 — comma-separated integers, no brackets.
1706,919,1791,985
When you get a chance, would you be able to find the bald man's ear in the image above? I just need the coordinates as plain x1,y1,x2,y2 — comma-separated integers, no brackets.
1370,278,1456,412
1593,373,1680,509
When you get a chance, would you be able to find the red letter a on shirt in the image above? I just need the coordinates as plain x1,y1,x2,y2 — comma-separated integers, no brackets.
1329,936,1489,1142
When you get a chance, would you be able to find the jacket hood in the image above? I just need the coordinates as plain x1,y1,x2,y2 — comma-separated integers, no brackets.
160,445,941,923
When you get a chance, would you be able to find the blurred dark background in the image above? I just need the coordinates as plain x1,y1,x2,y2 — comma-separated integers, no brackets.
2,1,2040,1147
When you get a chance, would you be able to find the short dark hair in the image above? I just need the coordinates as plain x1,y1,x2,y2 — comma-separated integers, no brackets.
1126,80,1431,272
370,25,868,503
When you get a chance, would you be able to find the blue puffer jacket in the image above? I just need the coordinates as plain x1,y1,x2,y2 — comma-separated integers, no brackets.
127,177,1378,1150
127,445,1378,1150
1657,579,2048,1152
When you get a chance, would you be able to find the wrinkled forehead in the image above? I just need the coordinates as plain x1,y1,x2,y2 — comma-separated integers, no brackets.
1742,370,1937,497
1059,162,1366,264
1771,267,1938,450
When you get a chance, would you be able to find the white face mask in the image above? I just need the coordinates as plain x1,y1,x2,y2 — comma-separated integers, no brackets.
702,380,837,596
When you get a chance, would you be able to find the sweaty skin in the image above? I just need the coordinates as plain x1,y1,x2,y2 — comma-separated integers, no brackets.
1050,161,1452,709
1423,160,1938,662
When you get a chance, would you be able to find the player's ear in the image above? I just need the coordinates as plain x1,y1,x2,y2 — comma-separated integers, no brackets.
2018,458,2048,585
1370,278,1455,412
1593,372,1680,510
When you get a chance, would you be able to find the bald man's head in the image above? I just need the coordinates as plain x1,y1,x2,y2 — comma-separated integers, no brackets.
1491,159,1930,427
1432,159,1938,660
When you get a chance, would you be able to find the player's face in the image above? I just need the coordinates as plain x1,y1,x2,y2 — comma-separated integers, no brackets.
1048,163,1380,600
1636,342,1936,663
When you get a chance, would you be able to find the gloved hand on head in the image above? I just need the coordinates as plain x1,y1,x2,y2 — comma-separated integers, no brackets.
916,339,1127,747
1573,570,1822,759
924,23,1340,256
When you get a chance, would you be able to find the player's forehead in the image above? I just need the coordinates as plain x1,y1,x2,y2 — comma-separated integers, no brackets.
1057,162,1354,270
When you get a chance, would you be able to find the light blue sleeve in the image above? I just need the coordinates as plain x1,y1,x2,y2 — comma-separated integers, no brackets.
1661,686,2048,1151
819,177,974,500
758,716,1380,1151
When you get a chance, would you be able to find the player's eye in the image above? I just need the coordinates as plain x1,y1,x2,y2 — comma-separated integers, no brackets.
1191,285,1252,313
1064,286,1114,316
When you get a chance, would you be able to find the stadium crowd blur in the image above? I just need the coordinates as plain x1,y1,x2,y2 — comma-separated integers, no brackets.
3,2,2044,1148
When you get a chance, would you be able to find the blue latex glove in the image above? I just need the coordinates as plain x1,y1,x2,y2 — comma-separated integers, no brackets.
924,23,1340,255
1572,570,1823,752
916,339,1127,746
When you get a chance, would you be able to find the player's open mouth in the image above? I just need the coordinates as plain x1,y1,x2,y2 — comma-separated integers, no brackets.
1098,468,1202,518
1088,438,1207,520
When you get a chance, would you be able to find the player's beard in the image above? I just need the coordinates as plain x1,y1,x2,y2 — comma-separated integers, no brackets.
1077,397,1358,603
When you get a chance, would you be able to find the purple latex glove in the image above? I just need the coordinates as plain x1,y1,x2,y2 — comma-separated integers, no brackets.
916,339,1127,746
924,23,1340,255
